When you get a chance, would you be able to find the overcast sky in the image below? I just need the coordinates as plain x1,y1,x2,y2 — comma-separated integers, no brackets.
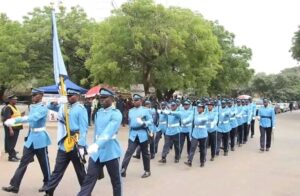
1,0,299,74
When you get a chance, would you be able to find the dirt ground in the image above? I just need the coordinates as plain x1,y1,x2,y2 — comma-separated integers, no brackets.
0,110,300,196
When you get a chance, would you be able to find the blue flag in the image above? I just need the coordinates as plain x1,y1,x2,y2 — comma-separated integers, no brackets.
51,9,68,96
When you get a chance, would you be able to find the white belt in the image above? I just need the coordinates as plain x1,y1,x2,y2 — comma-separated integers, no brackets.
194,125,206,128
96,134,117,140
182,123,192,127
230,118,235,120
223,121,229,124
31,127,46,132
168,123,180,127
159,121,167,125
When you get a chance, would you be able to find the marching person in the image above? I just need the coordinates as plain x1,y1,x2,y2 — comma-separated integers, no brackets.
2,88,51,193
154,101,168,154
206,101,218,161
78,88,122,196
257,99,276,152
235,99,244,146
43,88,88,196
179,99,193,157
121,94,153,178
184,103,208,167
158,101,182,163
228,99,238,151
242,99,252,144
249,98,256,138
2,95,23,162
217,100,231,156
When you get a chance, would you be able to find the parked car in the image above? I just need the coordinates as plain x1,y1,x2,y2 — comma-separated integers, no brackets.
278,103,289,112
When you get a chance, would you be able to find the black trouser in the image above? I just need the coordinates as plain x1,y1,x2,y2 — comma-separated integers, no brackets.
4,125,20,158
243,123,250,142
250,119,255,136
221,132,229,152
180,132,191,156
161,133,180,160
208,131,217,158
230,127,237,148
216,131,222,154
154,131,164,153
260,126,272,149
10,145,51,188
122,137,150,172
237,124,244,145
45,149,86,193
135,134,155,156
78,158,121,196
188,137,207,164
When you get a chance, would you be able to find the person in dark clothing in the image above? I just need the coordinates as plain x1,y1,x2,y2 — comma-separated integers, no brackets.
2,95,23,162
289,102,293,112
116,95,125,126
84,98,92,126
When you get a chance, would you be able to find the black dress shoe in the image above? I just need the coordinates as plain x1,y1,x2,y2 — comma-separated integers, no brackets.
200,162,205,167
158,158,166,163
266,148,269,151
210,157,214,161
150,154,155,159
8,157,19,162
120,168,126,177
132,155,140,159
174,159,179,163
224,152,228,156
184,161,192,167
260,148,264,152
2,185,19,193
231,147,235,151
39,185,47,192
141,171,151,178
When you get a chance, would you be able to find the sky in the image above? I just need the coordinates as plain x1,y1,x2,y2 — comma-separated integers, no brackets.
1,0,300,74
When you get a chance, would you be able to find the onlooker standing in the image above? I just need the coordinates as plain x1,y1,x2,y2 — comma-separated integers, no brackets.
2,95,23,162
116,95,125,126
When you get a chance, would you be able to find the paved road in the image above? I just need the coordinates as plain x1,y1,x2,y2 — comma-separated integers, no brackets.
1,110,300,196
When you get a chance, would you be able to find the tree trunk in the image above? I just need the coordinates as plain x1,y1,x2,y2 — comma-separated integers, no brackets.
143,65,151,95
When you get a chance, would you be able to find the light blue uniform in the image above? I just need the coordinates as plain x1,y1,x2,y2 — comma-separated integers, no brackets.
90,106,122,162
258,106,275,128
217,107,231,133
235,105,244,126
242,105,252,125
180,109,193,133
250,102,257,120
48,102,88,151
128,106,153,143
165,111,182,136
191,112,208,139
206,110,218,133
22,103,52,149
228,106,238,129
157,112,168,133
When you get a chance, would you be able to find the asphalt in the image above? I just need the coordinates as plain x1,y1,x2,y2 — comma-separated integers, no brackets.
0,110,300,196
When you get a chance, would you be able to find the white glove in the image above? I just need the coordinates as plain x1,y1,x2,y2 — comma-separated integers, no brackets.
4,118,16,127
16,116,29,123
272,127,275,130
163,110,171,115
252,117,255,120
210,123,215,129
136,117,144,125
257,116,261,121
87,143,99,154
79,147,85,157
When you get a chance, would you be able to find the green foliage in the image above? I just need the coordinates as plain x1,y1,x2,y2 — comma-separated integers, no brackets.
291,25,300,61
0,14,28,96
208,21,254,96
86,0,222,95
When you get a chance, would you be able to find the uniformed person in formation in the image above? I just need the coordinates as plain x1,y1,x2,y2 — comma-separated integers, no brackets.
227,99,238,151
249,98,257,138
78,88,122,196
217,100,231,156
44,88,88,196
206,101,218,161
158,100,182,163
257,98,275,152
2,88,51,193
154,101,168,154
242,99,252,144
235,99,244,146
180,99,193,157
121,94,153,178
2,95,23,162
184,102,208,167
